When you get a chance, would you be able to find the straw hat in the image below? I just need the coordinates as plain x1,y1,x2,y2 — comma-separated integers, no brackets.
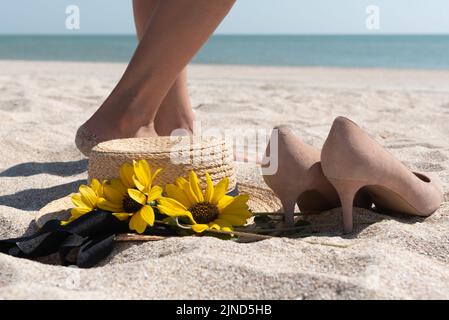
36,136,282,228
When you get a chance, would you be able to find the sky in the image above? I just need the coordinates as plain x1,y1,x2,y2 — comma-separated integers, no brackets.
1,0,449,35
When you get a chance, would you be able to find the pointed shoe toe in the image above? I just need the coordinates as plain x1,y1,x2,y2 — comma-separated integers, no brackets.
321,117,444,233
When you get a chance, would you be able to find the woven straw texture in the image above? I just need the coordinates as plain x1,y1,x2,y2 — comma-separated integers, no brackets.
88,136,237,192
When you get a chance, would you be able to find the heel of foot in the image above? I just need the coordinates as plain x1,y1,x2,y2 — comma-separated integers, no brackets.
75,126,99,157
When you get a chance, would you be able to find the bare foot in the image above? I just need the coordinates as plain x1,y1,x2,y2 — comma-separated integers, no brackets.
81,92,159,145
82,116,158,144
76,87,198,156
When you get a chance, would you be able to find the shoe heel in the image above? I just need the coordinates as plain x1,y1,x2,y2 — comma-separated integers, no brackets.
275,189,301,227
327,178,366,234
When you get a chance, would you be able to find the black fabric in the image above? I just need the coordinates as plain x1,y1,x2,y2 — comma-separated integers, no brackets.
62,234,116,268
0,187,240,268
0,211,131,267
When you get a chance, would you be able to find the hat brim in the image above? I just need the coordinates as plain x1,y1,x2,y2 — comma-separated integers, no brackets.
35,184,282,229
35,162,282,229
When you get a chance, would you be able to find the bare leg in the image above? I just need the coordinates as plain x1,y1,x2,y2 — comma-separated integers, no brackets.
81,0,235,143
154,70,194,135
133,0,194,136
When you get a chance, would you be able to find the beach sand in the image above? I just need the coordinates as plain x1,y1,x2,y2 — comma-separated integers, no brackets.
0,60,448,299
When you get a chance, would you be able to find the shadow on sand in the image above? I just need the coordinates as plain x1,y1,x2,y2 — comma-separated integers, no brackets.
0,159,87,177
0,179,86,211
287,206,428,241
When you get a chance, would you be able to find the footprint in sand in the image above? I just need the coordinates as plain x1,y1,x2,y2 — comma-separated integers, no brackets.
0,260,17,287
424,151,448,162
0,99,31,112
413,162,445,172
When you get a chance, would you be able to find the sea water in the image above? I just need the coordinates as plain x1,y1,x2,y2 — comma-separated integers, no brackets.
0,35,448,69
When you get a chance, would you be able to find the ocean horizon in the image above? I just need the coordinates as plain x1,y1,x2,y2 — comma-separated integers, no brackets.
1,34,449,70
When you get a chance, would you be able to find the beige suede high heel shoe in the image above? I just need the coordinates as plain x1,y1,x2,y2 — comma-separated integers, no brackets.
321,117,443,233
262,126,370,226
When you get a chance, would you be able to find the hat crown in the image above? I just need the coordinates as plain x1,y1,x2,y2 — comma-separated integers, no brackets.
88,136,237,191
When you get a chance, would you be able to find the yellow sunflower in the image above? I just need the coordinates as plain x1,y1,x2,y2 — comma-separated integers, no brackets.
98,160,163,234
157,171,252,233
62,178,104,225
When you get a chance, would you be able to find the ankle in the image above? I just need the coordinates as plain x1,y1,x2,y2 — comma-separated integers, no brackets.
155,108,195,136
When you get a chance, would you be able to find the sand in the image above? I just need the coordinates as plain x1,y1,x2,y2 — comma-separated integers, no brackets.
0,60,448,300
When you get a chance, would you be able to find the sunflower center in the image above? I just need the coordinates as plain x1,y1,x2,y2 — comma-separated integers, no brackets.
122,194,143,213
189,202,219,224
